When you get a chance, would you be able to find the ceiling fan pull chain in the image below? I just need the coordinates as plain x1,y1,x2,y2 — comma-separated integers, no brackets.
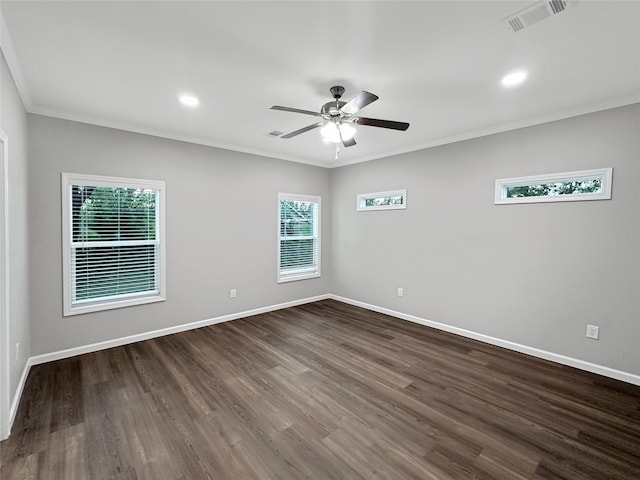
335,143,340,162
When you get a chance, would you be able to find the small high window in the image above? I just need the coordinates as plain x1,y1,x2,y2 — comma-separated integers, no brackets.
495,168,612,205
357,189,407,211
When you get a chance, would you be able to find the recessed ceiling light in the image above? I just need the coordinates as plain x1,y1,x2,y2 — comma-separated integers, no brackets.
179,94,199,107
501,70,528,87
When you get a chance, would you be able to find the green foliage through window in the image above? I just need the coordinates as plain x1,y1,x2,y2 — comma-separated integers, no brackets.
357,189,406,211
364,195,404,207
73,186,156,242
280,200,315,237
506,179,602,198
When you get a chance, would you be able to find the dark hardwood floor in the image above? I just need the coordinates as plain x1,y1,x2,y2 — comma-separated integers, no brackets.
2,299,639,479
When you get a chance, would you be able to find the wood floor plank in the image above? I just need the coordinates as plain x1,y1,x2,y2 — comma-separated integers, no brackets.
2,299,640,479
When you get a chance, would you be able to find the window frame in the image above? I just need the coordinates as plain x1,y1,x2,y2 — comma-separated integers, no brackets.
494,168,613,205
61,172,166,316
277,193,321,283
357,189,407,211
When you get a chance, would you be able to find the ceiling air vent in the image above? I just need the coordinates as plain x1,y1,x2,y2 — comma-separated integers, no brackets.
503,1,576,32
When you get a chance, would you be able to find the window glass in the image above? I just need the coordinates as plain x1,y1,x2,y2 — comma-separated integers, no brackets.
278,194,320,282
357,189,406,211
495,169,612,205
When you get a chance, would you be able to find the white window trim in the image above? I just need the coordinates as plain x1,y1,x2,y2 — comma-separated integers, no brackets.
277,192,321,283
357,189,407,211
494,168,613,205
61,172,166,316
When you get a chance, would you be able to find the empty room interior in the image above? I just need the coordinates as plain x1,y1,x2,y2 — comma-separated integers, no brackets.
1,1,639,479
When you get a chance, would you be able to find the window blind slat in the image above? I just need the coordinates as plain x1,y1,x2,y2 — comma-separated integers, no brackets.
70,184,160,304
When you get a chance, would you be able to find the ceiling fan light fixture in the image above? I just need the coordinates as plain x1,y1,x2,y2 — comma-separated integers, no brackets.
321,122,355,143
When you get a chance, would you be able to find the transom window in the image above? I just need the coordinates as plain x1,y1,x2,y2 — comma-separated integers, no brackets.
495,168,613,204
357,189,407,211
62,173,165,316
278,193,320,283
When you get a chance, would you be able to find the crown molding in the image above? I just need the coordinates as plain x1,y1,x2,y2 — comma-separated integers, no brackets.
333,93,640,168
28,104,332,168
29,94,640,170
28,94,640,170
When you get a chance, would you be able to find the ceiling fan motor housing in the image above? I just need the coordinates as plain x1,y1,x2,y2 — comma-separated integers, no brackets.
321,86,348,118
321,100,347,117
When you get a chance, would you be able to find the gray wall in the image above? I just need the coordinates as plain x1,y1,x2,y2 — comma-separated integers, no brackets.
331,104,640,375
28,115,332,356
1,52,30,410
18,94,640,378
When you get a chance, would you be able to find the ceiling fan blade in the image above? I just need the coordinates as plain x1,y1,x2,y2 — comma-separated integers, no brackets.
352,117,410,131
281,122,325,139
270,105,321,117
340,91,379,115
340,130,356,148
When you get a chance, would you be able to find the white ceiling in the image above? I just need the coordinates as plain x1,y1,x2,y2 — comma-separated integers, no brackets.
2,1,639,167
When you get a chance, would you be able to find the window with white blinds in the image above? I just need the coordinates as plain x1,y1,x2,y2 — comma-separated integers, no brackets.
62,173,165,316
278,193,320,283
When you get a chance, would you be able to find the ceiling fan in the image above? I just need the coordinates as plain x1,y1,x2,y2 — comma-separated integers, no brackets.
270,86,410,151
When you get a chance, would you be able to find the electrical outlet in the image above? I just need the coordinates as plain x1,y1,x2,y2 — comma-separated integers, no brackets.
397,287,404,297
230,288,237,298
586,324,599,340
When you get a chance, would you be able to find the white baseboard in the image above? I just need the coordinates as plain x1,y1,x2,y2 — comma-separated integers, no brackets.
6,292,639,441
29,294,331,367
8,356,33,438
329,294,640,387
3,294,330,439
